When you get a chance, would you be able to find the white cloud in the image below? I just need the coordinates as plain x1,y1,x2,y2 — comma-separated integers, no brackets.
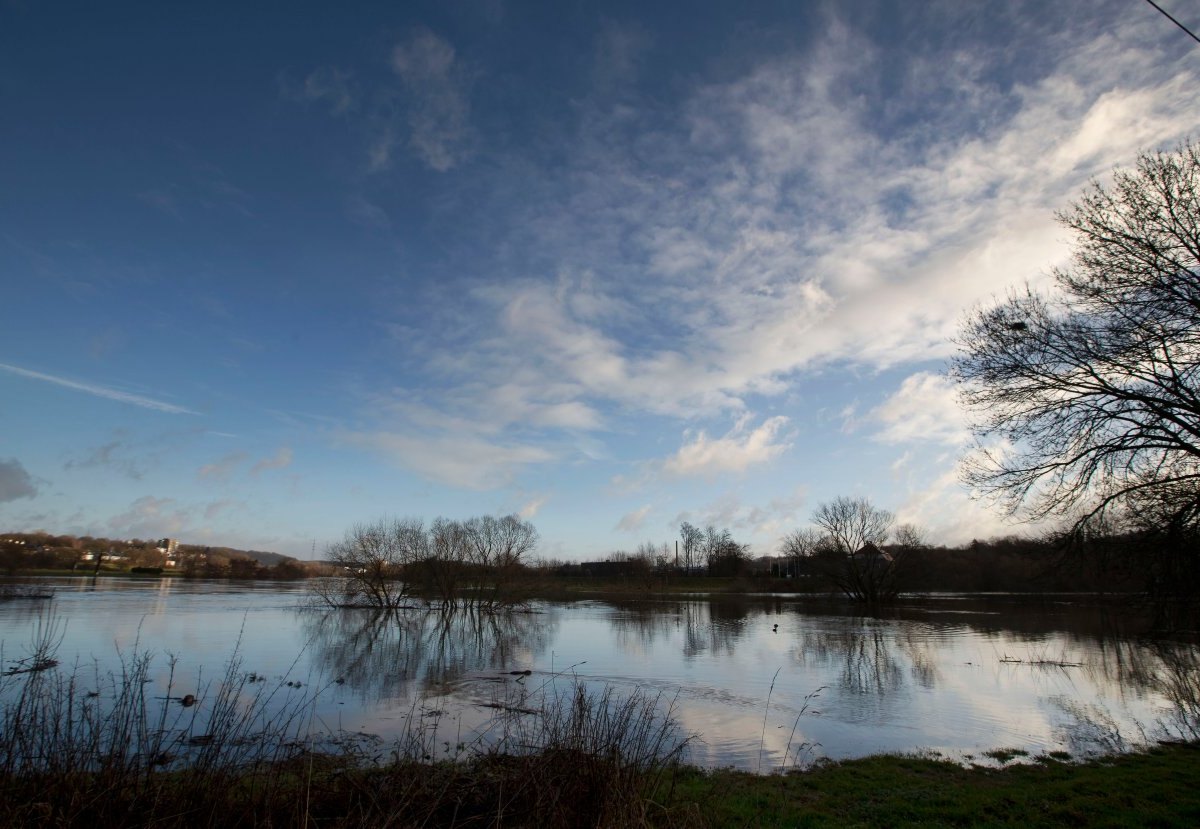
673,486,809,551
872,373,970,446
0,458,37,503
893,463,1028,547
661,415,791,479
347,5,1196,516
0,362,197,415
410,6,1199,435
518,495,548,520
344,430,553,490
616,504,652,533
389,29,472,171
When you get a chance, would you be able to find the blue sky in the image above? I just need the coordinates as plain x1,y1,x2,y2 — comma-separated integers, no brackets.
2,0,1198,560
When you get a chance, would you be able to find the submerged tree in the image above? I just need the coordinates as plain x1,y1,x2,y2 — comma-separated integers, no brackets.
317,514,539,610
802,496,903,605
952,142,1200,597
320,518,426,608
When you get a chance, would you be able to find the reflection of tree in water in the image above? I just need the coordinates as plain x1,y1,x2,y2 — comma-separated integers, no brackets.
704,600,753,657
1150,644,1200,740
1054,638,1200,752
604,599,752,660
793,622,905,697
301,607,557,701
1085,636,1197,699
1094,640,1200,741
895,628,941,690
605,600,679,652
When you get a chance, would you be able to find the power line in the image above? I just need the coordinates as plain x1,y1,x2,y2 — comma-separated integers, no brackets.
1143,0,1200,46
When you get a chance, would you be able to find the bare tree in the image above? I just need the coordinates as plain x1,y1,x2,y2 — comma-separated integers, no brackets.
780,526,825,579
812,497,893,555
657,542,673,572
952,141,1200,540
420,514,541,607
892,523,926,552
483,514,539,604
780,527,824,558
320,518,424,608
810,496,899,605
489,514,539,567
679,522,703,573
635,540,659,563
319,513,538,610
423,517,469,604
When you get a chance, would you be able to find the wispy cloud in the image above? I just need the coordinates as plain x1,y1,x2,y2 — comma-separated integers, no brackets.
105,495,191,538
301,3,1196,550
673,486,809,545
345,195,391,230
0,362,197,415
197,452,247,482
616,504,652,533
592,20,652,92
251,447,293,476
0,458,38,503
204,498,245,521
343,430,553,490
389,5,1196,438
137,188,182,218
64,439,148,479
518,495,547,520
280,66,355,115
387,28,473,171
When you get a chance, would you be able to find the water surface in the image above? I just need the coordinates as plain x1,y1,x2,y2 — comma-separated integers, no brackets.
2,578,1195,770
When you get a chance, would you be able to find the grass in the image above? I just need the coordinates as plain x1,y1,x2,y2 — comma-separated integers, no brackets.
668,744,1200,828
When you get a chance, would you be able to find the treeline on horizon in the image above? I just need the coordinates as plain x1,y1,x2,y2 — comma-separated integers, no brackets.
535,531,1170,595
0,531,308,580
1,525,1190,596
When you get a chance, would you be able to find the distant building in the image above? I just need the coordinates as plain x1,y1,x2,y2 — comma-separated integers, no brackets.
852,542,894,563
81,550,128,563
156,538,179,555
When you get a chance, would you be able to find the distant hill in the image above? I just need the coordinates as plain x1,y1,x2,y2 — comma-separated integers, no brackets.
176,544,296,566
1,531,307,575
240,549,293,566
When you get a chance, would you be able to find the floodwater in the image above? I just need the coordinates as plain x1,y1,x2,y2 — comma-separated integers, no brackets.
1,577,1197,771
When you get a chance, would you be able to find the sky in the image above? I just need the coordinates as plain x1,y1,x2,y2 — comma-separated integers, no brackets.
2,1,1198,560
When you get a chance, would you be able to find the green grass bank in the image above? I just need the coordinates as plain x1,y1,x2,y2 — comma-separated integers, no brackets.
3,743,1197,827
671,743,1200,828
